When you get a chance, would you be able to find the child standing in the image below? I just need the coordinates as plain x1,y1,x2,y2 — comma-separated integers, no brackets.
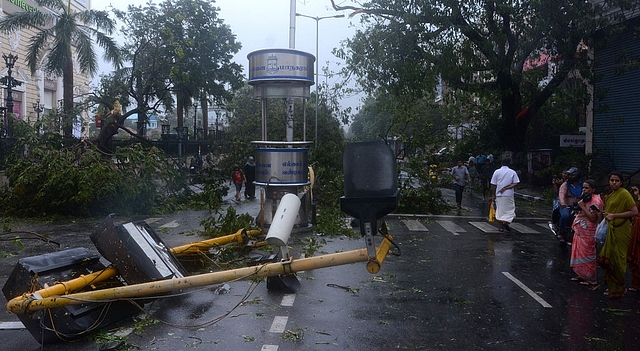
230,165,246,202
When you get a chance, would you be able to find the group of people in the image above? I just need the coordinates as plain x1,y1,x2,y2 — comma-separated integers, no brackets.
450,153,497,209
451,154,520,233
552,168,640,299
460,158,640,299
230,156,256,202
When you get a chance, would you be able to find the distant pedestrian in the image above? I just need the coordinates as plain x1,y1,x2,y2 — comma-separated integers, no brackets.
480,159,495,200
244,156,256,199
475,154,487,172
467,160,478,195
230,164,246,202
451,160,470,209
202,152,214,169
490,155,520,232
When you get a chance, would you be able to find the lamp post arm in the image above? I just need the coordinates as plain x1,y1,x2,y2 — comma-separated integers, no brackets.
294,13,345,147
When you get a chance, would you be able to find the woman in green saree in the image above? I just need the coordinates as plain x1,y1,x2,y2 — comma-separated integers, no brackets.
597,171,638,299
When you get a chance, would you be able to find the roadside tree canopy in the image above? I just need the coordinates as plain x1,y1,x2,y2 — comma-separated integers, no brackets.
331,0,639,151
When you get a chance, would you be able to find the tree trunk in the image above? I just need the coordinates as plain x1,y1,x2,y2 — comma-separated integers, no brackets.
498,71,527,152
177,98,184,127
91,111,127,153
63,57,74,139
201,98,208,139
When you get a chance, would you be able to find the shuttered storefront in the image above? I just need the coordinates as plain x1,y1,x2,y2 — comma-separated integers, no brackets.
593,21,640,173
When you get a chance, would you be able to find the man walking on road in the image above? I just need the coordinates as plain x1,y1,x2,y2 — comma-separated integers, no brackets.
490,155,520,232
451,160,471,209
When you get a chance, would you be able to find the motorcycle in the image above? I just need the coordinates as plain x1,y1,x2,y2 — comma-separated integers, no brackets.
548,192,591,245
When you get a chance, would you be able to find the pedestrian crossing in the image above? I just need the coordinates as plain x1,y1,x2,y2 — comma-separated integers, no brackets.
468,221,501,233
435,220,466,235
401,218,544,235
144,214,544,236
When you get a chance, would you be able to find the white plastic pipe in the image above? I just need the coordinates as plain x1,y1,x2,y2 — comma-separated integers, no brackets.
266,193,301,246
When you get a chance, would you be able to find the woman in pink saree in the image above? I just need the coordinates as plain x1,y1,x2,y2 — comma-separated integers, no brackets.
569,179,603,285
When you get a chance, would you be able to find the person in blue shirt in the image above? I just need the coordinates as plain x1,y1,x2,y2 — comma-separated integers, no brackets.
558,167,583,242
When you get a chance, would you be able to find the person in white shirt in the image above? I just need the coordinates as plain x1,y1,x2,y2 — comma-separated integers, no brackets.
490,155,520,232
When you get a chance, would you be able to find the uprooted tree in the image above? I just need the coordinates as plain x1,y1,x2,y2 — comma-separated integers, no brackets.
88,0,245,153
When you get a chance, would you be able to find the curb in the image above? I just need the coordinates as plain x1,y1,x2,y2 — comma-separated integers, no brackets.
514,192,545,202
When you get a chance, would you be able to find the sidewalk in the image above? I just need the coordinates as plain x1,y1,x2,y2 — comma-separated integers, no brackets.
430,185,550,221
514,187,547,202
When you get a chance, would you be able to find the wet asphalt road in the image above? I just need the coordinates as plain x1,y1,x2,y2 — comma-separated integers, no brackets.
2,188,640,351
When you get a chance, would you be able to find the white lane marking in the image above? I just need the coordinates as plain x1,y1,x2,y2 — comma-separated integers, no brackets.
281,294,296,307
509,223,539,233
469,221,501,233
0,321,24,329
502,272,552,308
160,220,179,228
402,219,428,232
436,220,466,235
261,345,279,351
537,222,553,230
143,217,162,224
269,316,288,333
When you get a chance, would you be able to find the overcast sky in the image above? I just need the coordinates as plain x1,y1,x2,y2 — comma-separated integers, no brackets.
95,0,362,110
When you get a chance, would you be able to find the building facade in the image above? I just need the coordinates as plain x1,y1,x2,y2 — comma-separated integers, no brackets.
0,0,91,136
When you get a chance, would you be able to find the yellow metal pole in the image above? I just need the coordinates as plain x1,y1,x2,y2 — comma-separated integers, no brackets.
367,235,392,274
5,229,263,312
169,229,263,256
7,236,392,315
14,267,120,301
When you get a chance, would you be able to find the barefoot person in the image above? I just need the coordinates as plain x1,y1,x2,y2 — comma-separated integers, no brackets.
490,155,520,232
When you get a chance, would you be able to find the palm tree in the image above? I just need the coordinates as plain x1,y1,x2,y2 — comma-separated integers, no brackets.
0,0,122,139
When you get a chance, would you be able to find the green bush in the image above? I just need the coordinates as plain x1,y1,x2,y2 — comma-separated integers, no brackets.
199,206,255,238
0,141,194,217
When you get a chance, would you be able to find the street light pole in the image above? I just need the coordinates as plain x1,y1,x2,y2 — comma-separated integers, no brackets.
1,53,21,113
295,13,344,148
33,100,44,136
193,103,198,141
1,53,22,137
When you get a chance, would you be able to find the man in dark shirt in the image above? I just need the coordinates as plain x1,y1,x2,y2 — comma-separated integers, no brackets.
244,156,256,199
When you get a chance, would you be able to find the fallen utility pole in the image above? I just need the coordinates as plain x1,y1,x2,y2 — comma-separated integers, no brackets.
7,237,392,315
5,228,265,307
